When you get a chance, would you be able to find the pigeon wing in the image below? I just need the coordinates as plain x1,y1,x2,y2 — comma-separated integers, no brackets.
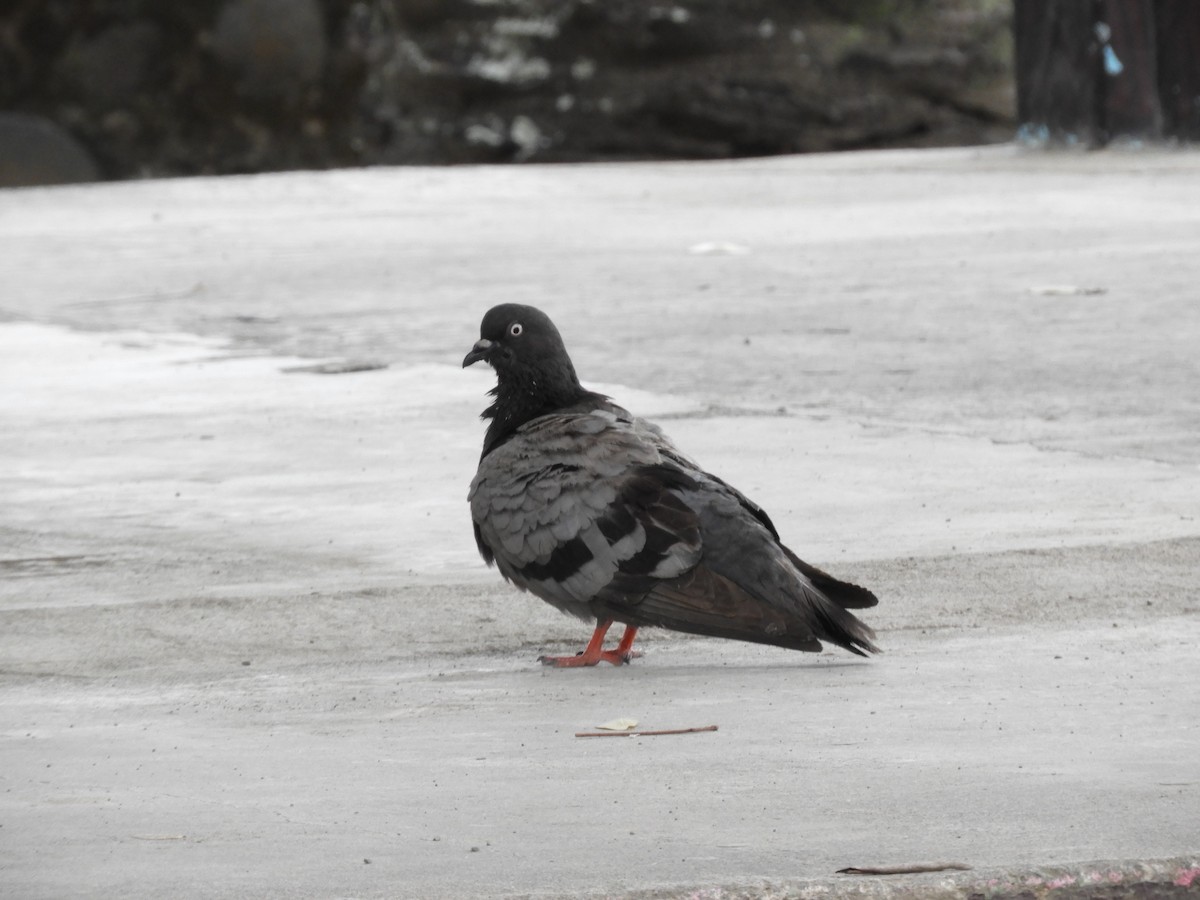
622,477,880,655
468,406,703,620
699,470,880,612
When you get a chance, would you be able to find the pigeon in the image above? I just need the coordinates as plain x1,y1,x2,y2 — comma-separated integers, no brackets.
463,303,879,667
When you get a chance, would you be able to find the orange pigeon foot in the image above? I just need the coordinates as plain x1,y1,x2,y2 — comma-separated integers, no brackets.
538,620,641,667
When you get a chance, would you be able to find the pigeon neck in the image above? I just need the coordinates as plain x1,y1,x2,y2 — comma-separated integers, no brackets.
481,370,591,457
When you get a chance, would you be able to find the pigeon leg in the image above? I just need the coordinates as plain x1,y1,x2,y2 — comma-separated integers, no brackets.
613,623,641,661
539,619,612,667
539,619,641,667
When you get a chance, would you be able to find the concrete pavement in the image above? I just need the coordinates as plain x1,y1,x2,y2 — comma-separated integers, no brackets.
1,146,1198,897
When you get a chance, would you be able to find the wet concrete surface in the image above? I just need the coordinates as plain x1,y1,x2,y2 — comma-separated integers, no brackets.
1,146,1198,897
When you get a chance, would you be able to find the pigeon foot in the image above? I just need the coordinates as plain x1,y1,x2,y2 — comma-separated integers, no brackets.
538,649,639,667
538,620,640,668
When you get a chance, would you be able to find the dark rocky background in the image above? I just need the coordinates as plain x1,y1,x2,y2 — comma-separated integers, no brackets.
0,0,1014,185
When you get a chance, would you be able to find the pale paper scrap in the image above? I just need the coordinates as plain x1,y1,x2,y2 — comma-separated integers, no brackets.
596,718,638,731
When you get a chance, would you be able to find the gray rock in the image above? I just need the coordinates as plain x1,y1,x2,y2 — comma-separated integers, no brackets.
0,113,100,187
210,0,327,103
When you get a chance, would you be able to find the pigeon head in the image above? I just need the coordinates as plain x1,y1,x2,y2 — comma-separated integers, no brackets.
464,304,594,455
462,304,575,377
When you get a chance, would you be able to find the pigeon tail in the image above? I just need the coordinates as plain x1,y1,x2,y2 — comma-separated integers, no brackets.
810,592,880,657
784,549,879,610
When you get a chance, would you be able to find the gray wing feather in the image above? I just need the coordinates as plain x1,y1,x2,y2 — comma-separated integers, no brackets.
469,404,701,618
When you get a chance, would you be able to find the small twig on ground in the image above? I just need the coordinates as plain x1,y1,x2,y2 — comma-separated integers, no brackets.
837,863,973,875
574,725,718,738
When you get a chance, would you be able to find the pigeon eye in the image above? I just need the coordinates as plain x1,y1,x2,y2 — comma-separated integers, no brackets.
508,322,524,337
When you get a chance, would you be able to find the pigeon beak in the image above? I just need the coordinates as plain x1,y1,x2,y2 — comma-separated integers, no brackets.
462,338,494,368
